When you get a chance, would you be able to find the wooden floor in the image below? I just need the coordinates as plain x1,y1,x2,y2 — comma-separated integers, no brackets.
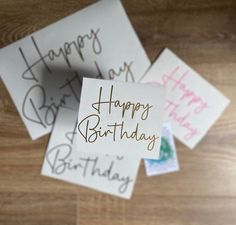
1,0,236,224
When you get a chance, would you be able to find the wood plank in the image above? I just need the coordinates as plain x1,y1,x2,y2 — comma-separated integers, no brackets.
0,192,77,225
79,193,236,225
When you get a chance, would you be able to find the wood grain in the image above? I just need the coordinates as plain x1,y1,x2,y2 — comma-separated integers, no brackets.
0,0,236,224
0,192,77,225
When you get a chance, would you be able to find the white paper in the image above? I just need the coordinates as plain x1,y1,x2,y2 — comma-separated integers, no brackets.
144,122,179,176
0,0,150,140
41,107,141,199
141,48,230,149
75,78,165,159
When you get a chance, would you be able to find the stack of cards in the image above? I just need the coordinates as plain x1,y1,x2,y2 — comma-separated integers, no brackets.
0,0,230,199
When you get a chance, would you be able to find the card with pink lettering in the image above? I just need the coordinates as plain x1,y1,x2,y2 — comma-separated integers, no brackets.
141,48,230,149
41,107,141,199
0,0,150,140
75,78,166,159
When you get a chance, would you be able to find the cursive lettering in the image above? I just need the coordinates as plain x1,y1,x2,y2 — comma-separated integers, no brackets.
108,61,134,82
165,100,198,140
46,143,133,193
162,66,208,114
78,114,159,151
20,28,102,80
22,84,71,128
91,85,153,120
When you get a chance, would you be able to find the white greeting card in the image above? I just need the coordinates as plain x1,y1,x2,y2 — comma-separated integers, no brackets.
141,48,230,149
75,78,166,159
0,0,150,140
144,122,179,176
41,107,141,199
